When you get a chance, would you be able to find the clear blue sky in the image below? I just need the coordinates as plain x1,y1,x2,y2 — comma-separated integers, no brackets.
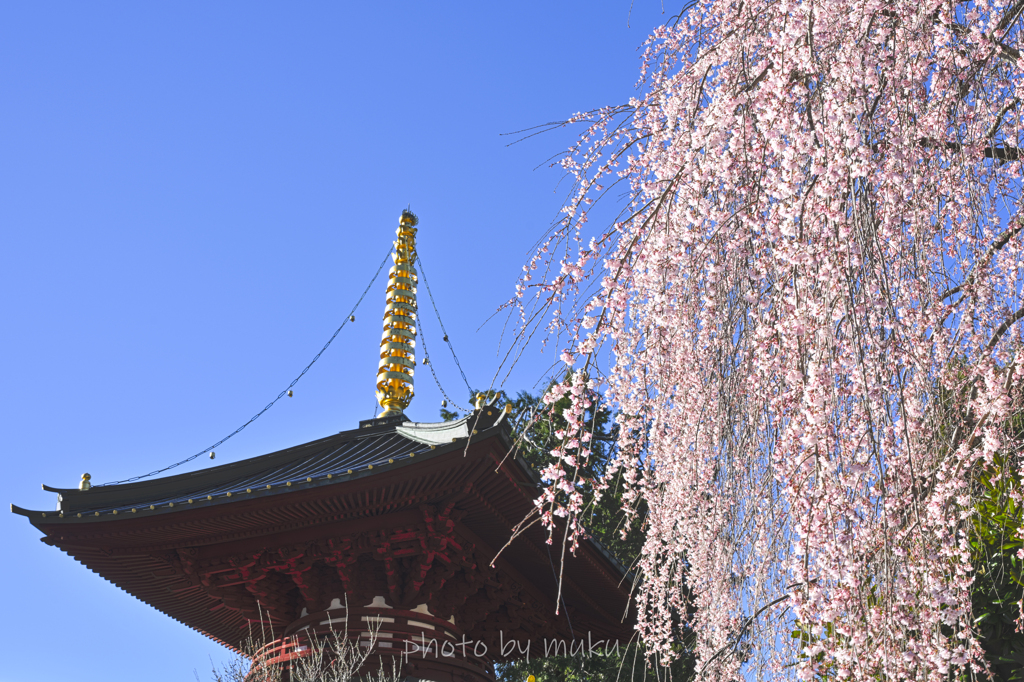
0,3,665,680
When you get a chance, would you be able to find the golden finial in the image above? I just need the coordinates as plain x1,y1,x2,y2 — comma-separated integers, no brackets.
376,209,419,417
79,473,92,491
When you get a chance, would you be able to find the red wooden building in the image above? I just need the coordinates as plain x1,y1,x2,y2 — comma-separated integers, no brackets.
12,211,633,682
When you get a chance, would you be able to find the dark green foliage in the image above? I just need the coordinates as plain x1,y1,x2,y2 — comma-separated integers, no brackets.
943,371,1024,682
924,365,1024,681
442,386,642,565
969,452,1024,682
443,386,694,681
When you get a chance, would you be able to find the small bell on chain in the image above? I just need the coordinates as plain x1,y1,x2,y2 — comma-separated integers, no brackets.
349,314,355,322
209,451,216,460
441,399,448,408
443,335,449,343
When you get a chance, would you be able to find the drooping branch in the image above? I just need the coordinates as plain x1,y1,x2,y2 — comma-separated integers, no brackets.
994,0,1024,34
517,0,1024,678
988,304,1024,349
986,98,1020,139
917,137,1021,160
939,221,1024,301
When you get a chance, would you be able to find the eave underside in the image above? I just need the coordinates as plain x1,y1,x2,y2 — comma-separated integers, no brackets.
34,434,634,658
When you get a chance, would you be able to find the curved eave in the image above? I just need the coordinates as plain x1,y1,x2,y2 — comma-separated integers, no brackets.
13,410,508,526
15,408,629,582
14,407,636,649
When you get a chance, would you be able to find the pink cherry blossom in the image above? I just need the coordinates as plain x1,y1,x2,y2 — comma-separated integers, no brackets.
514,0,1024,679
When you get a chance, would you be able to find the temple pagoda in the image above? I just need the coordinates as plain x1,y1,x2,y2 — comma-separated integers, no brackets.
12,211,633,682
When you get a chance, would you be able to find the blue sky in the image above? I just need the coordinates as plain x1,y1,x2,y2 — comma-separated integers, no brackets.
0,3,665,680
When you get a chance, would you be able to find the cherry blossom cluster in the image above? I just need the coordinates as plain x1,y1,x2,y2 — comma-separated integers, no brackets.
515,0,1024,679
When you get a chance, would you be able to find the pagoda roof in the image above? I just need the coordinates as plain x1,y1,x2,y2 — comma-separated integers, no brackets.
16,414,479,521
12,408,634,653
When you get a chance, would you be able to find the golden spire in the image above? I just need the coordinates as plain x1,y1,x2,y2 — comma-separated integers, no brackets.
376,209,419,417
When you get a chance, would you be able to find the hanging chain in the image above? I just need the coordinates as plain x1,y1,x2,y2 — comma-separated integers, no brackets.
98,246,394,486
416,255,473,392
419,322,470,413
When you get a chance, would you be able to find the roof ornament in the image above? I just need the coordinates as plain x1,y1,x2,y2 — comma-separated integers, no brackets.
376,209,419,417
79,473,91,491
